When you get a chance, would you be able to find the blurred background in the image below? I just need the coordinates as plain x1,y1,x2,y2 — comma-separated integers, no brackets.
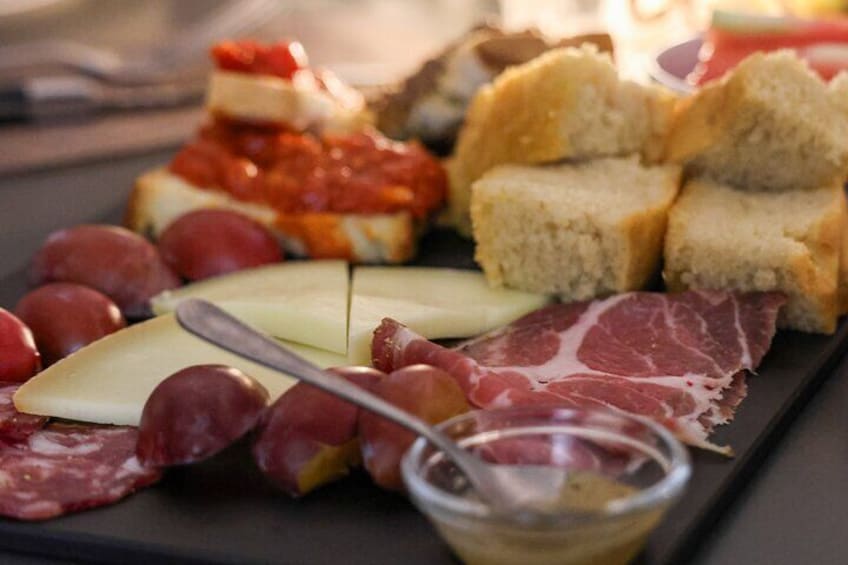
0,0,845,173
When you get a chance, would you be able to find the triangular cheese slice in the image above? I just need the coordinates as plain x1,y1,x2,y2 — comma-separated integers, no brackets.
348,267,552,364
151,261,349,354
14,314,347,426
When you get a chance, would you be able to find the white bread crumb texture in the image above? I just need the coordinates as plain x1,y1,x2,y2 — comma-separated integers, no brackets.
471,156,680,301
665,178,845,333
667,51,848,193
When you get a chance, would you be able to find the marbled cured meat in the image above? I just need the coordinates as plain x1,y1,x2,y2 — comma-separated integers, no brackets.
372,290,785,453
0,424,161,520
0,387,160,520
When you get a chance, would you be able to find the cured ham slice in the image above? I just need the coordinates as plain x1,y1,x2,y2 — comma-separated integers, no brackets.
372,290,785,453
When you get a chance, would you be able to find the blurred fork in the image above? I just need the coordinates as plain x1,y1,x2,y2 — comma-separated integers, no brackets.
0,0,282,84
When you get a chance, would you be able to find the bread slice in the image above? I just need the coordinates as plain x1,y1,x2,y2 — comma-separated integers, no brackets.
666,51,848,192
126,168,415,263
207,70,372,133
664,178,846,334
471,156,682,301
448,45,675,236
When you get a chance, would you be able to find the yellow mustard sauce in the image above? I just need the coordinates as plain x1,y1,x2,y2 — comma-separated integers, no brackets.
434,471,663,565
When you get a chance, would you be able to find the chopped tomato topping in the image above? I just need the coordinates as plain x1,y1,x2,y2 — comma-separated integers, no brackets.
169,121,447,219
211,40,308,80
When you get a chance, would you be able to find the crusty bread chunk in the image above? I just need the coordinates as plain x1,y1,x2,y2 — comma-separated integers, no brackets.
126,169,414,264
471,156,681,301
666,51,848,192
664,178,847,334
449,45,676,236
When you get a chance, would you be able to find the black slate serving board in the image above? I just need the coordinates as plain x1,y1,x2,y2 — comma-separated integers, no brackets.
1,223,847,565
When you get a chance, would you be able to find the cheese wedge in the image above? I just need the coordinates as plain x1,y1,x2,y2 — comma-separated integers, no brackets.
151,261,349,354
14,314,347,426
348,267,553,364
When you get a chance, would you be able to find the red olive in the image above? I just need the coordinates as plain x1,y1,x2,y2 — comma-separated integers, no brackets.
252,367,384,497
157,209,283,281
15,283,126,366
28,224,180,318
358,364,469,491
0,308,41,382
136,364,269,467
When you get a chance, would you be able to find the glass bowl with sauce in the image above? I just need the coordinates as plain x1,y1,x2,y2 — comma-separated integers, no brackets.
401,406,691,565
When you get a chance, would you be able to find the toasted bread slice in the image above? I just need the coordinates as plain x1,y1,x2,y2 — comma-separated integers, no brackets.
126,168,415,264
471,156,682,302
449,45,675,236
666,51,848,192
207,70,372,133
664,177,846,334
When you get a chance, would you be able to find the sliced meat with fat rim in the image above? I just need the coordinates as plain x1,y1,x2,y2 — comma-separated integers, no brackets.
372,290,785,454
0,423,161,520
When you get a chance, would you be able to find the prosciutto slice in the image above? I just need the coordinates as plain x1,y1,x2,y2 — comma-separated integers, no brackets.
372,290,785,453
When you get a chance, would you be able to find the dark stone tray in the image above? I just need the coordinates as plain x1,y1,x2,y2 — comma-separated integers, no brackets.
1,222,845,565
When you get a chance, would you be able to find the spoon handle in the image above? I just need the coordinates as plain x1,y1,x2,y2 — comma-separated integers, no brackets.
174,299,475,473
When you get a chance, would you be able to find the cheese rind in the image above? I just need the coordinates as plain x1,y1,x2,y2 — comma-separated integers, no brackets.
348,267,552,364
151,261,349,354
13,314,347,426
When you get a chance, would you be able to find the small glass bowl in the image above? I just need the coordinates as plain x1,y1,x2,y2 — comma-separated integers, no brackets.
401,407,691,565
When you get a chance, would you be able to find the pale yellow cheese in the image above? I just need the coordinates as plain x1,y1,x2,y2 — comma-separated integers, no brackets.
14,314,347,426
348,267,553,364
151,261,349,355
17,266,553,424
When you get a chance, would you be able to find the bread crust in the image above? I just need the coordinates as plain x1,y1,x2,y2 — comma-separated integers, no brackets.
126,168,415,264
619,167,683,290
835,188,848,315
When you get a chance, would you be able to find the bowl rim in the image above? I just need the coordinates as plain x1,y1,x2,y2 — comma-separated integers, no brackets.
648,36,701,94
401,406,692,527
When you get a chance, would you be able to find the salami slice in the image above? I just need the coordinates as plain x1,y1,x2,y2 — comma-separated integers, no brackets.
0,383,47,443
0,424,161,521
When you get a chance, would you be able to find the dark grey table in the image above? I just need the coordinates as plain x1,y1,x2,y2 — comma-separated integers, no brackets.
1,150,847,564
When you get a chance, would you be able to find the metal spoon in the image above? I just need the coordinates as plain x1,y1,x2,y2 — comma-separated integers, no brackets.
174,298,565,512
